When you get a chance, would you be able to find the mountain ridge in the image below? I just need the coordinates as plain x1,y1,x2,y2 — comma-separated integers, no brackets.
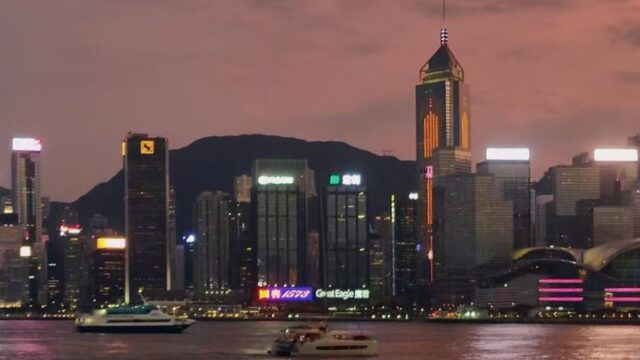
60,134,415,237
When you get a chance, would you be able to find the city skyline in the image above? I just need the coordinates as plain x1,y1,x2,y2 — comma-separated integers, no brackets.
2,1,640,201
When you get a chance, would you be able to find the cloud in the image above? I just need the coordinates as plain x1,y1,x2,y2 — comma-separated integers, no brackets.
617,71,640,83
409,0,572,17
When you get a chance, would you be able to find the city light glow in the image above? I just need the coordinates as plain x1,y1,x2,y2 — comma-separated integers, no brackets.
59,225,81,236
604,288,640,292
409,192,419,200
424,165,434,179
342,174,361,186
603,297,640,302
486,148,530,161
12,138,42,152
315,288,370,300
538,278,583,284
257,175,294,185
96,237,126,250
539,288,583,293
257,287,313,301
539,297,584,302
185,234,195,243
19,246,31,257
593,149,638,162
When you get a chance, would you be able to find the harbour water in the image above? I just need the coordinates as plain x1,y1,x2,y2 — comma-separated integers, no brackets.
1,320,639,359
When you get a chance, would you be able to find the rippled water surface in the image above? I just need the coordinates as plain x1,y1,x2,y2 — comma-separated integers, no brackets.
1,320,640,359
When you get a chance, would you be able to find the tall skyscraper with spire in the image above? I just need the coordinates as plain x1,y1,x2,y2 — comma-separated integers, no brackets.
415,26,471,284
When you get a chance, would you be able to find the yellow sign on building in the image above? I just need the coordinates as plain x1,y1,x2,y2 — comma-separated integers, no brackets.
140,140,155,155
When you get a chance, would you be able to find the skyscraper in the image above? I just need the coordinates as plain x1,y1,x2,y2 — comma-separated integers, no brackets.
193,191,231,292
92,237,125,306
416,28,471,283
392,193,420,305
438,174,513,271
323,173,368,290
58,207,82,310
11,137,44,307
232,176,254,302
252,159,313,287
477,148,532,249
0,212,28,307
123,133,170,303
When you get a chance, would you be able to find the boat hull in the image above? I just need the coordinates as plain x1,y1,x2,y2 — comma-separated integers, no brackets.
76,323,192,333
293,341,378,357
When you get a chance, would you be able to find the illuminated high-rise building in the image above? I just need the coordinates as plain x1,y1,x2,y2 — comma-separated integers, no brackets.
251,159,313,287
477,148,532,249
11,137,45,308
123,133,170,303
391,193,420,305
58,207,82,310
0,213,28,307
322,173,368,290
92,237,125,306
416,28,471,283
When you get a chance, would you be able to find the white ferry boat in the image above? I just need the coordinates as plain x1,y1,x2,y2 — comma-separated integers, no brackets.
75,304,195,333
270,323,378,357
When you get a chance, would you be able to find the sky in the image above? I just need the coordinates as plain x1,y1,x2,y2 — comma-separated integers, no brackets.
1,0,639,202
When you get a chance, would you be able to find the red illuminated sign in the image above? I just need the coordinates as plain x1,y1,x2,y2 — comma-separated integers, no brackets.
258,287,313,302
425,166,434,179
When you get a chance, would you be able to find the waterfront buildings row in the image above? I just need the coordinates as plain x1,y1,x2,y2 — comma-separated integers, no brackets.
1,24,639,312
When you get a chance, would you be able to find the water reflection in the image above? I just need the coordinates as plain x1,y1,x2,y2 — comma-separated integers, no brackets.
1,320,640,359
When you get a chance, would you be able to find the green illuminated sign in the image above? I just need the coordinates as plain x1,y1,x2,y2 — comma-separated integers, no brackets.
329,174,340,185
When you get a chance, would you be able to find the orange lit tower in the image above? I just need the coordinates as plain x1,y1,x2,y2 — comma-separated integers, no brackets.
415,27,471,283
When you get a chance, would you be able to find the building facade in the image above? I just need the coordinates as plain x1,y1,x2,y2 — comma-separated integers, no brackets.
416,29,472,284
193,191,231,292
323,174,368,290
252,159,313,287
11,137,44,307
123,133,170,303
477,159,531,249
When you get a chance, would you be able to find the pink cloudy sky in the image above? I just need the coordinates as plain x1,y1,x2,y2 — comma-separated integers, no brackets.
1,0,639,201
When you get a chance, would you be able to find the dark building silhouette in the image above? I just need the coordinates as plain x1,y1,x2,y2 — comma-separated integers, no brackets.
123,133,170,303
392,194,420,305
193,191,231,292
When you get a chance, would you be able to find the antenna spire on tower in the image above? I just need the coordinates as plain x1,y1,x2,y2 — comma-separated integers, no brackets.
440,0,448,45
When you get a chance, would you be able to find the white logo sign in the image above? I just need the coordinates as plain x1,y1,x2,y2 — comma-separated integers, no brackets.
257,175,295,185
342,174,361,186
315,288,370,300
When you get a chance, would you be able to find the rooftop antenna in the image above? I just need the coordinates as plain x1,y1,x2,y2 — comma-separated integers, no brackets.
440,0,448,45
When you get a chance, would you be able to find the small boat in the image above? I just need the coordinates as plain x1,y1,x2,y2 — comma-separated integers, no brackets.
270,323,378,357
270,323,328,356
75,304,195,333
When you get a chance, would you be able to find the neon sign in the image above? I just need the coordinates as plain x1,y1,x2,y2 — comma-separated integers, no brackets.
257,176,295,185
258,287,313,301
19,246,31,258
486,148,530,161
424,166,434,179
594,149,638,162
96,238,126,250
12,138,42,152
328,174,362,186
315,288,370,300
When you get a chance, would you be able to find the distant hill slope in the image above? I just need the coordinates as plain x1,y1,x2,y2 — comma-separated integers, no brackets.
70,134,416,237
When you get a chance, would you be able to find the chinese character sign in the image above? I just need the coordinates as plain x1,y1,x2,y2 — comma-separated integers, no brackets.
257,287,313,302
